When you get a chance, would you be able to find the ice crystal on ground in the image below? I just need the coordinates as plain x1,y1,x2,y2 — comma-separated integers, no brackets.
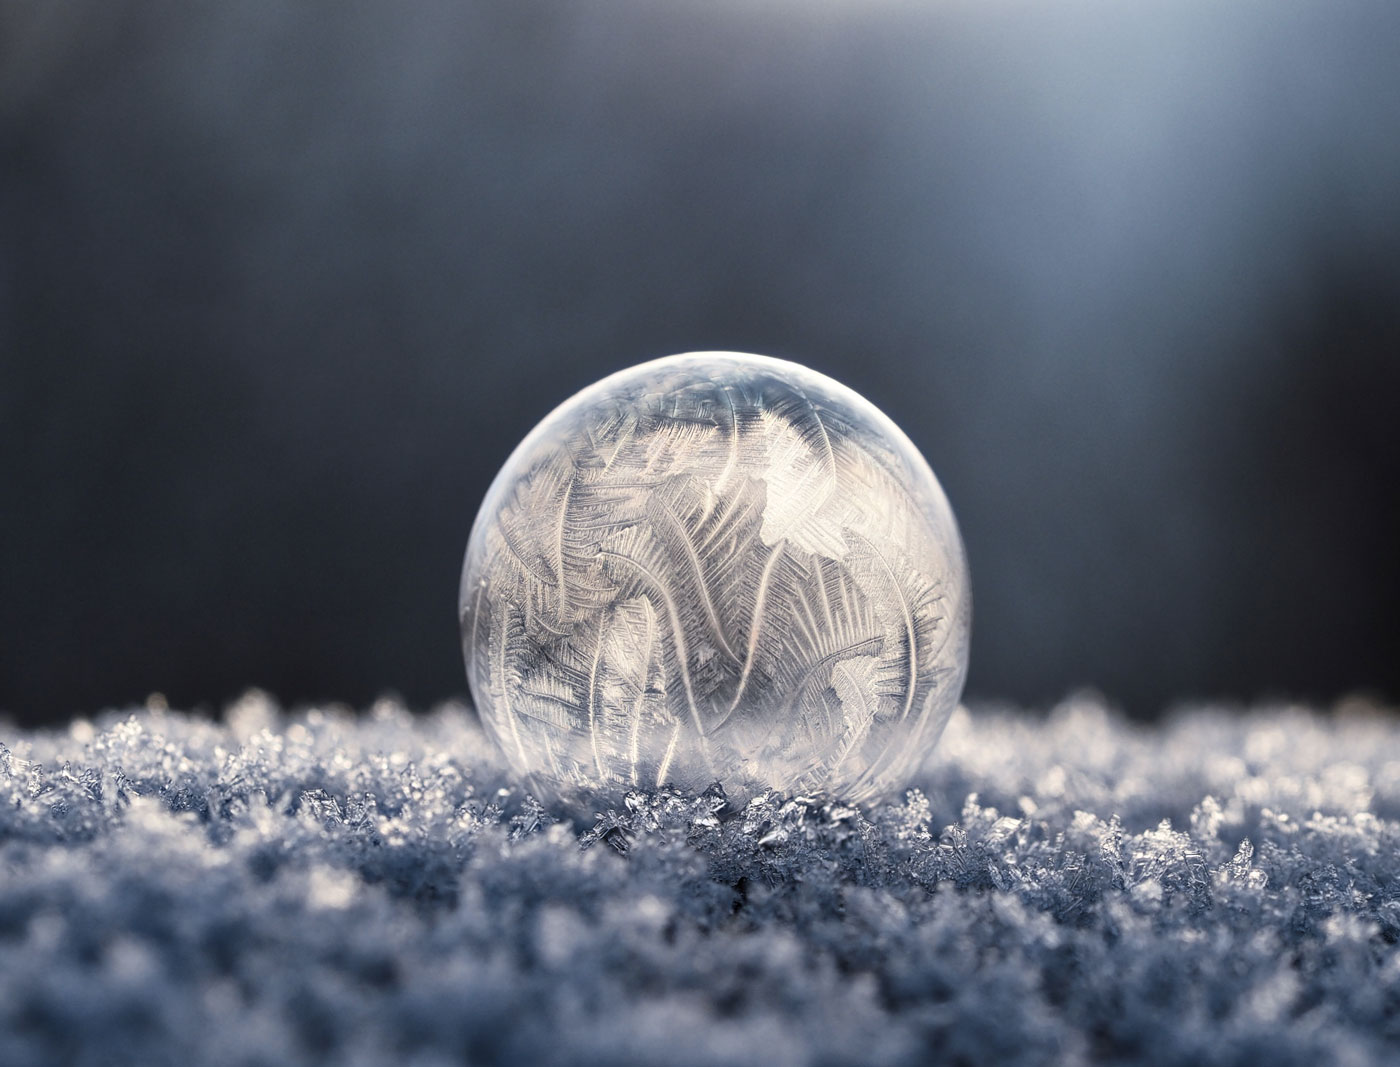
3,692,1400,1065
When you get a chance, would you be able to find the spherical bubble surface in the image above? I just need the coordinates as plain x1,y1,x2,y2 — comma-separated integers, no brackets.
460,352,970,805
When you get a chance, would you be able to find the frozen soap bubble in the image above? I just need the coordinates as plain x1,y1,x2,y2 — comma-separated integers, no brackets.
460,352,969,806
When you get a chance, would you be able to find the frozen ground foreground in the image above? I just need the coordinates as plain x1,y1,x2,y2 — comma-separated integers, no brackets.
3,695,1400,1067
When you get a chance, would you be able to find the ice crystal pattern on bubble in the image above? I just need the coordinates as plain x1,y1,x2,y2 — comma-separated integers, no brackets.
460,352,970,802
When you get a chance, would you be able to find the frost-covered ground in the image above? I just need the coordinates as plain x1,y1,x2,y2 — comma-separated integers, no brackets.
3,694,1400,1067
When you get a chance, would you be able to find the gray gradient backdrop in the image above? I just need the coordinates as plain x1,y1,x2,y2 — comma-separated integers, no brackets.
3,0,1398,726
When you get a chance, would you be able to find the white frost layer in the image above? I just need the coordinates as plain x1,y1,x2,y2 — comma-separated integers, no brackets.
2,693,1399,1066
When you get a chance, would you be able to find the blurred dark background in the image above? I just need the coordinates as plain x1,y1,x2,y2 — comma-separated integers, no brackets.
3,0,1398,727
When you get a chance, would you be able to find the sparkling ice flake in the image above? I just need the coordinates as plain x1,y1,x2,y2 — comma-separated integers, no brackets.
460,352,970,804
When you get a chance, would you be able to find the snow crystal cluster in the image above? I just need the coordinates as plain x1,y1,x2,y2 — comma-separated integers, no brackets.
3,692,1400,1066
